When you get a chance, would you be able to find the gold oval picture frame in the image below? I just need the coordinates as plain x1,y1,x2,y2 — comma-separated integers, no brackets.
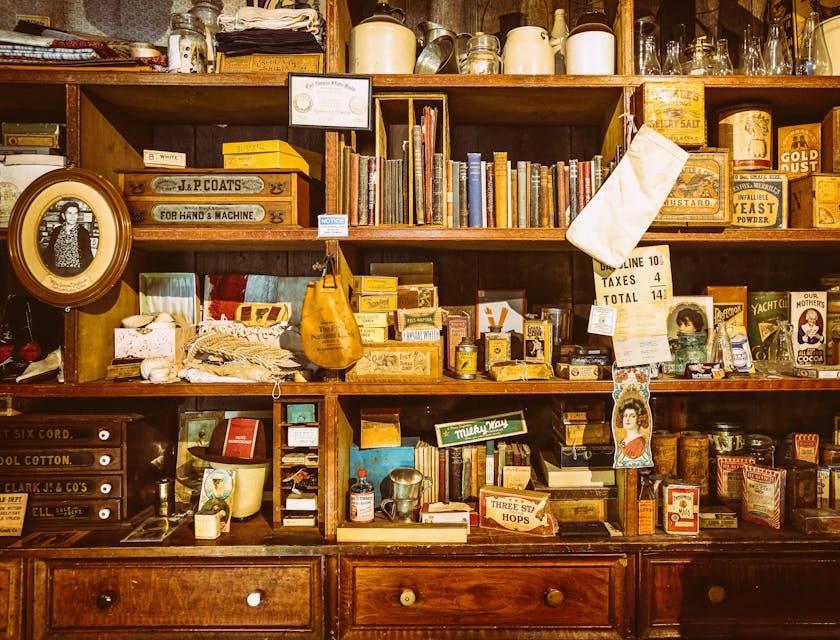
7,167,132,308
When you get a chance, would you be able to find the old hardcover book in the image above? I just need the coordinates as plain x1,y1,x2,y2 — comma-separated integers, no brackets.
529,163,541,227
516,160,528,228
447,159,457,227
422,105,437,224
539,164,550,228
466,152,482,227
577,160,589,212
357,155,369,226
485,162,496,227
556,161,567,227
568,159,579,221
367,155,378,226
510,169,518,228
411,125,425,225
432,152,444,225
593,154,604,193
493,151,509,228
349,152,360,226
449,446,464,501
458,161,469,227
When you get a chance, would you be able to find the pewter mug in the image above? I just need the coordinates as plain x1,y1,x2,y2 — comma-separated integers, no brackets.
380,467,429,522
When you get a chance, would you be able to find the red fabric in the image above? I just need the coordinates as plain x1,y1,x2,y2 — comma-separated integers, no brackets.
206,274,249,320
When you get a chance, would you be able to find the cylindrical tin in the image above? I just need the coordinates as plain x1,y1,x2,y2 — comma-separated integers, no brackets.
651,430,678,476
155,478,175,517
678,430,710,501
454,339,478,379
746,433,776,467
707,421,746,456
717,103,773,170
821,443,840,466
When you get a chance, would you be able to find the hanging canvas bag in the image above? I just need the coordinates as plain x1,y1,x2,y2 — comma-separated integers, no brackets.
300,257,363,369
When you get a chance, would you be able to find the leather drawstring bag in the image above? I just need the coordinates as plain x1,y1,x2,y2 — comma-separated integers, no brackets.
566,124,688,269
300,257,363,369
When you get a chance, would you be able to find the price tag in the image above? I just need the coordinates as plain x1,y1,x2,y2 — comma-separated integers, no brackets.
593,245,672,306
317,214,349,238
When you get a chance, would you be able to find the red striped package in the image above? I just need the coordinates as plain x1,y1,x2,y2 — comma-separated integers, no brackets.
742,464,786,529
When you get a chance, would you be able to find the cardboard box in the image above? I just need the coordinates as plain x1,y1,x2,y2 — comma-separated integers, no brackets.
704,285,748,327
114,325,194,360
791,507,840,534
286,403,316,424
698,505,738,529
360,408,401,449
352,275,398,295
359,326,388,344
778,123,820,179
822,106,840,172
351,294,398,313
354,312,389,328
549,497,607,523
215,52,324,74
552,415,612,446
0,163,59,227
637,79,706,148
345,340,443,382
654,149,732,227
790,173,840,228
730,172,788,228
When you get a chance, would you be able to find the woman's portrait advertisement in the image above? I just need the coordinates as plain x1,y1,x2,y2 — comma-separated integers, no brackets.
611,364,654,469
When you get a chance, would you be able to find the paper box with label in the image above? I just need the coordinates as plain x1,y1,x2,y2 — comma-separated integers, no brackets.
114,324,195,360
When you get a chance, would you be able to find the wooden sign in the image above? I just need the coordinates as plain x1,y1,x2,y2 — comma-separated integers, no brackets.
435,411,527,448
0,493,27,535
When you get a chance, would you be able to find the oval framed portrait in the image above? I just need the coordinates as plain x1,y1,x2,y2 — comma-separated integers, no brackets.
7,168,132,308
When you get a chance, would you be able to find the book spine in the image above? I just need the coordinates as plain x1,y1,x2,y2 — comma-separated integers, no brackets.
449,446,463,501
402,141,410,225
485,440,495,486
493,151,509,228
466,152,483,228
579,160,590,211
438,448,447,502
568,159,579,222
539,164,550,228
448,160,458,228
556,161,567,228
593,154,604,194
510,169,518,228
548,164,557,228
485,162,496,227
412,125,425,225
458,161,469,228
358,155,369,226
340,142,351,217
432,152,444,225
516,160,528,228
529,163,541,228
349,152,360,226
367,155,377,227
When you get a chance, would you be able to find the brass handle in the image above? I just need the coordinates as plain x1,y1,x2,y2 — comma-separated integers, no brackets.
246,589,266,607
96,590,117,610
707,585,726,604
545,588,565,608
399,589,416,607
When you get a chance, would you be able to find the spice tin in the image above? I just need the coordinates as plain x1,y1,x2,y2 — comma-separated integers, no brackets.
662,480,700,535
524,319,552,365
651,430,678,476
789,174,840,228
637,79,707,148
784,460,818,516
790,291,827,367
707,421,745,456
155,477,175,517
717,103,773,170
483,327,511,371
654,149,732,227
454,339,478,379
678,430,710,501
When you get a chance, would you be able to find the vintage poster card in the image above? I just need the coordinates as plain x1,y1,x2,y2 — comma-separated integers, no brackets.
0,493,27,536
593,245,673,367
611,364,654,469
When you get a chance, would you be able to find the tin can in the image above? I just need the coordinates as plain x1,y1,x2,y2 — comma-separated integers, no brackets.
455,339,478,379
155,477,175,517
821,443,840,466
651,430,678,476
717,103,773,170
745,433,776,466
678,430,710,501
707,421,745,456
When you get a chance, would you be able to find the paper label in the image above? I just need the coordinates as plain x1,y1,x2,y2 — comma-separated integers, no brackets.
318,214,349,237
0,493,27,536
588,305,617,336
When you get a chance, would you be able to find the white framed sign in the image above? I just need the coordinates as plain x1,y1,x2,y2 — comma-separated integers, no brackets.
289,73,372,131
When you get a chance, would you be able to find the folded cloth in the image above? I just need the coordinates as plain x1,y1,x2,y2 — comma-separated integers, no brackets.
0,44,98,61
215,29,323,56
218,7,322,35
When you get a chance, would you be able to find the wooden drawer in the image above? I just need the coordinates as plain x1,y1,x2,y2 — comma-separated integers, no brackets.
31,557,323,639
338,554,631,639
0,559,22,640
639,552,840,638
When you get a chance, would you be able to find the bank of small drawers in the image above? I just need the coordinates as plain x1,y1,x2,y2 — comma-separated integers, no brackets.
338,554,631,640
31,557,324,639
639,552,840,639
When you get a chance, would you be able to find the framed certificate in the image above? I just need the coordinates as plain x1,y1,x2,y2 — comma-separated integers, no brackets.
289,73,372,131
7,168,132,308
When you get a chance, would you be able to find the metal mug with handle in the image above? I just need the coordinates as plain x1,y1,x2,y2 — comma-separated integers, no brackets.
380,467,430,522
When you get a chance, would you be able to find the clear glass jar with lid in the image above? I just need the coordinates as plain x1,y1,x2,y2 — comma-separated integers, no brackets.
167,12,208,73
464,32,501,74
189,0,223,35
673,331,707,376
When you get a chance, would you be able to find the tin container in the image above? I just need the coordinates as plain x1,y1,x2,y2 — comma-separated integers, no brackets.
678,430,710,501
155,477,175,517
454,339,478,379
707,421,745,456
662,480,700,535
821,443,840,466
717,103,773,170
651,430,678,476
637,79,707,148
748,291,790,366
745,433,776,467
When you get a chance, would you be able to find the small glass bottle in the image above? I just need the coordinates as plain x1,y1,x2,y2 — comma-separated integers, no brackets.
766,320,795,376
673,331,707,376
349,468,375,523
684,37,712,75
742,35,766,75
662,40,682,74
710,38,734,75
638,35,662,75
483,325,511,371
796,11,833,76
465,32,501,75
549,8,569,74
711,321,736,372
167,12,208,73
763,18,793,75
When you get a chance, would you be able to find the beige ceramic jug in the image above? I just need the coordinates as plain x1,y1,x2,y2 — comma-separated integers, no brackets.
502,26,553,74
349,3,416,74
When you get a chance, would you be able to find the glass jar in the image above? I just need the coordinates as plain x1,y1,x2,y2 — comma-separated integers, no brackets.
189,0,223,35
745,433,775,466
673,331,707,376
167,12,208,73
464,32,501,74
683,37,713,75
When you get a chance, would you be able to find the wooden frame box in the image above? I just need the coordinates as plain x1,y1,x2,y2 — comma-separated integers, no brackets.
344,339,443,382
653,149,732,227
790,173,840,228
636,79,706,148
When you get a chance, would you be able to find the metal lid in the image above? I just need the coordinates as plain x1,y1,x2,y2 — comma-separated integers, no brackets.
171,12,205,33
710,421,744,432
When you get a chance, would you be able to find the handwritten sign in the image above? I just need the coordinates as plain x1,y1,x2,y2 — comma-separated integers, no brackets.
435,411,527,448
0,493,27,536
593,245,672,306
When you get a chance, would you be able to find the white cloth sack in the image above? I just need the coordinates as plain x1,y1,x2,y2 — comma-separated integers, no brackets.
566,124,688,269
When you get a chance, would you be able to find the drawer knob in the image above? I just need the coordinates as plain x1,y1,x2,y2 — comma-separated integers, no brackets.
98,429,111,441
544,588,565,608
246,590,265,607
96,590,118,610
100,483,113,495
399,589,416,607
707,585,726,604
99,454,112,466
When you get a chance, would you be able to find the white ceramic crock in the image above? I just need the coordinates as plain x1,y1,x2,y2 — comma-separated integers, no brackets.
502,26,553,74
349,21,417,74
565,26,616,75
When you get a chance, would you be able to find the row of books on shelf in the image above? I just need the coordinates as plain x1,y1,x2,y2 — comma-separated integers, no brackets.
340,147,608,229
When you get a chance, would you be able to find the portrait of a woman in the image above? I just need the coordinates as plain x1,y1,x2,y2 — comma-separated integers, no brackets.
41,201,95,277
616,396,649,460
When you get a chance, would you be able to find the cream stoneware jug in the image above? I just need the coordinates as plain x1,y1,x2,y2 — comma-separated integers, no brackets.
502,26,553,74
349,6,416,74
